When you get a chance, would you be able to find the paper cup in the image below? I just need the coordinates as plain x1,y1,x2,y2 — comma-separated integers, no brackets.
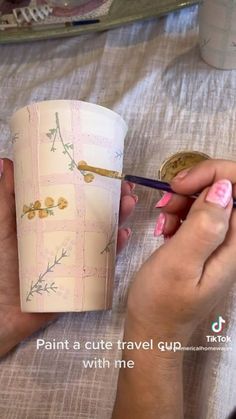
199,0,236,69
10,100,127,312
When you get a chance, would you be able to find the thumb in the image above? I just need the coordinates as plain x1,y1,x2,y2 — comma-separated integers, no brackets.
167,179,233,279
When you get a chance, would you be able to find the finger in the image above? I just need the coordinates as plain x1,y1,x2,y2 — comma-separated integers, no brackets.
121,181,135,197
119,194,137,226
1,158,14,196
171,159,236,195
201,194,236,293
0,159,15,216
0,159,16,241
163,179,233,280
154,212,180,237
117,228,131,254
155,192,193,219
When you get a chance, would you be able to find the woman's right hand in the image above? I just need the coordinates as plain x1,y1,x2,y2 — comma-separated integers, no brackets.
113,159,236,419
127,160,236,348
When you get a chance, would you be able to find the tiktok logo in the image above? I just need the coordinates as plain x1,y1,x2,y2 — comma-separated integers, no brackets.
206,316,231,343
211,316,226,333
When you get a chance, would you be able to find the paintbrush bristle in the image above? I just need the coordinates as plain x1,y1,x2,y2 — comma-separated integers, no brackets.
77,163,124,180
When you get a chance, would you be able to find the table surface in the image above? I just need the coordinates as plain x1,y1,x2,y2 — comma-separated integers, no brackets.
0,4,236,419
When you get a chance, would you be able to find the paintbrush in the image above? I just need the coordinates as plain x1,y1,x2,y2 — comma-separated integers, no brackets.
78,163,236,207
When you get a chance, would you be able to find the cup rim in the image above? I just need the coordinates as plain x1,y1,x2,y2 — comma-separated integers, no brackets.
10,100,128,132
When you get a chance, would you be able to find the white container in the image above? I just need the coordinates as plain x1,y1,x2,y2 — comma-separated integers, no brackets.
199,0,236,69
10,100,127,313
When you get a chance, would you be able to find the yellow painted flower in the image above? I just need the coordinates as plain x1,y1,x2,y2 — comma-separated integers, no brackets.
58,197,68,209
84,173,95,183
44,197,54,207
28,211,35,220
39,209,48,218
33,200,41,210
78,160,87,167
23,205,30,214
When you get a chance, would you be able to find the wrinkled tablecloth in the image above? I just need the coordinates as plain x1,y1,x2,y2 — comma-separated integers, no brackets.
0,5,236,419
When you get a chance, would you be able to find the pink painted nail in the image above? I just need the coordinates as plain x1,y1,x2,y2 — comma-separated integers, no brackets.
154,213,166,237
155,192,173,208
127,182,135,191
0,159,3,177
132,194,138,204
124,228,132,238
205,179,232,208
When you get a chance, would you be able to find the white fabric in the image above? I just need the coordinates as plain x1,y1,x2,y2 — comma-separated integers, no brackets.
0,5,236,418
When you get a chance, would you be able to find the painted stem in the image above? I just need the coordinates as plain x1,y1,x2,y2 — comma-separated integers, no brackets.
21,204,59,218
55,112,77,168
26,249,68,302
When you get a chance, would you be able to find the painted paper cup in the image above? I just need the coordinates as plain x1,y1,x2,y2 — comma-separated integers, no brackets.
10,100,127,312
199,0,236,69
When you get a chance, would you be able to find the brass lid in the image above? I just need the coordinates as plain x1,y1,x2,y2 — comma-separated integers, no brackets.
158,151,210,182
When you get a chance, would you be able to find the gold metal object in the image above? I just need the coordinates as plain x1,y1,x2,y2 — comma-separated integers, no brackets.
158,151,210,182
77,163,124,180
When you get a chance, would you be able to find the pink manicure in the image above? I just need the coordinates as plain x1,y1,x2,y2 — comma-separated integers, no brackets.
205,179,232,208
155,192,172,208
132,194,139,204
127,182,135,191
154,213,166,237
124,228,132,238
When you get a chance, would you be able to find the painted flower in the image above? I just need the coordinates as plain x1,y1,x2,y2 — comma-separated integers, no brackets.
23,204,30,214
78,160,87,167
58,197,68,209
45,197,54,207
39,209,48,218
34,200,41,210
22,195,68,219
84,173,95,183
28,211,35,220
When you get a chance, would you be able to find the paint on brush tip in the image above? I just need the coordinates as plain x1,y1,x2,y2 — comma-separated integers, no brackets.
77,162,123,180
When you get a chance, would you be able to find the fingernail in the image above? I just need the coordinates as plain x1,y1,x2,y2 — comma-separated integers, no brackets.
124,228,132,238
173,168,190,181
127,182,135,191
205,179,232,208
155,192,173,208
154,213,166,237
0,159,3,177
132,194,138,204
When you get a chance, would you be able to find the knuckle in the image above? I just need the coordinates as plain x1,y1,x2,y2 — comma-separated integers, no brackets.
194,210,226,243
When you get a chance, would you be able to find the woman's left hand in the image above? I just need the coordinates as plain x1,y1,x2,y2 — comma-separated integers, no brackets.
0,158,137,357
